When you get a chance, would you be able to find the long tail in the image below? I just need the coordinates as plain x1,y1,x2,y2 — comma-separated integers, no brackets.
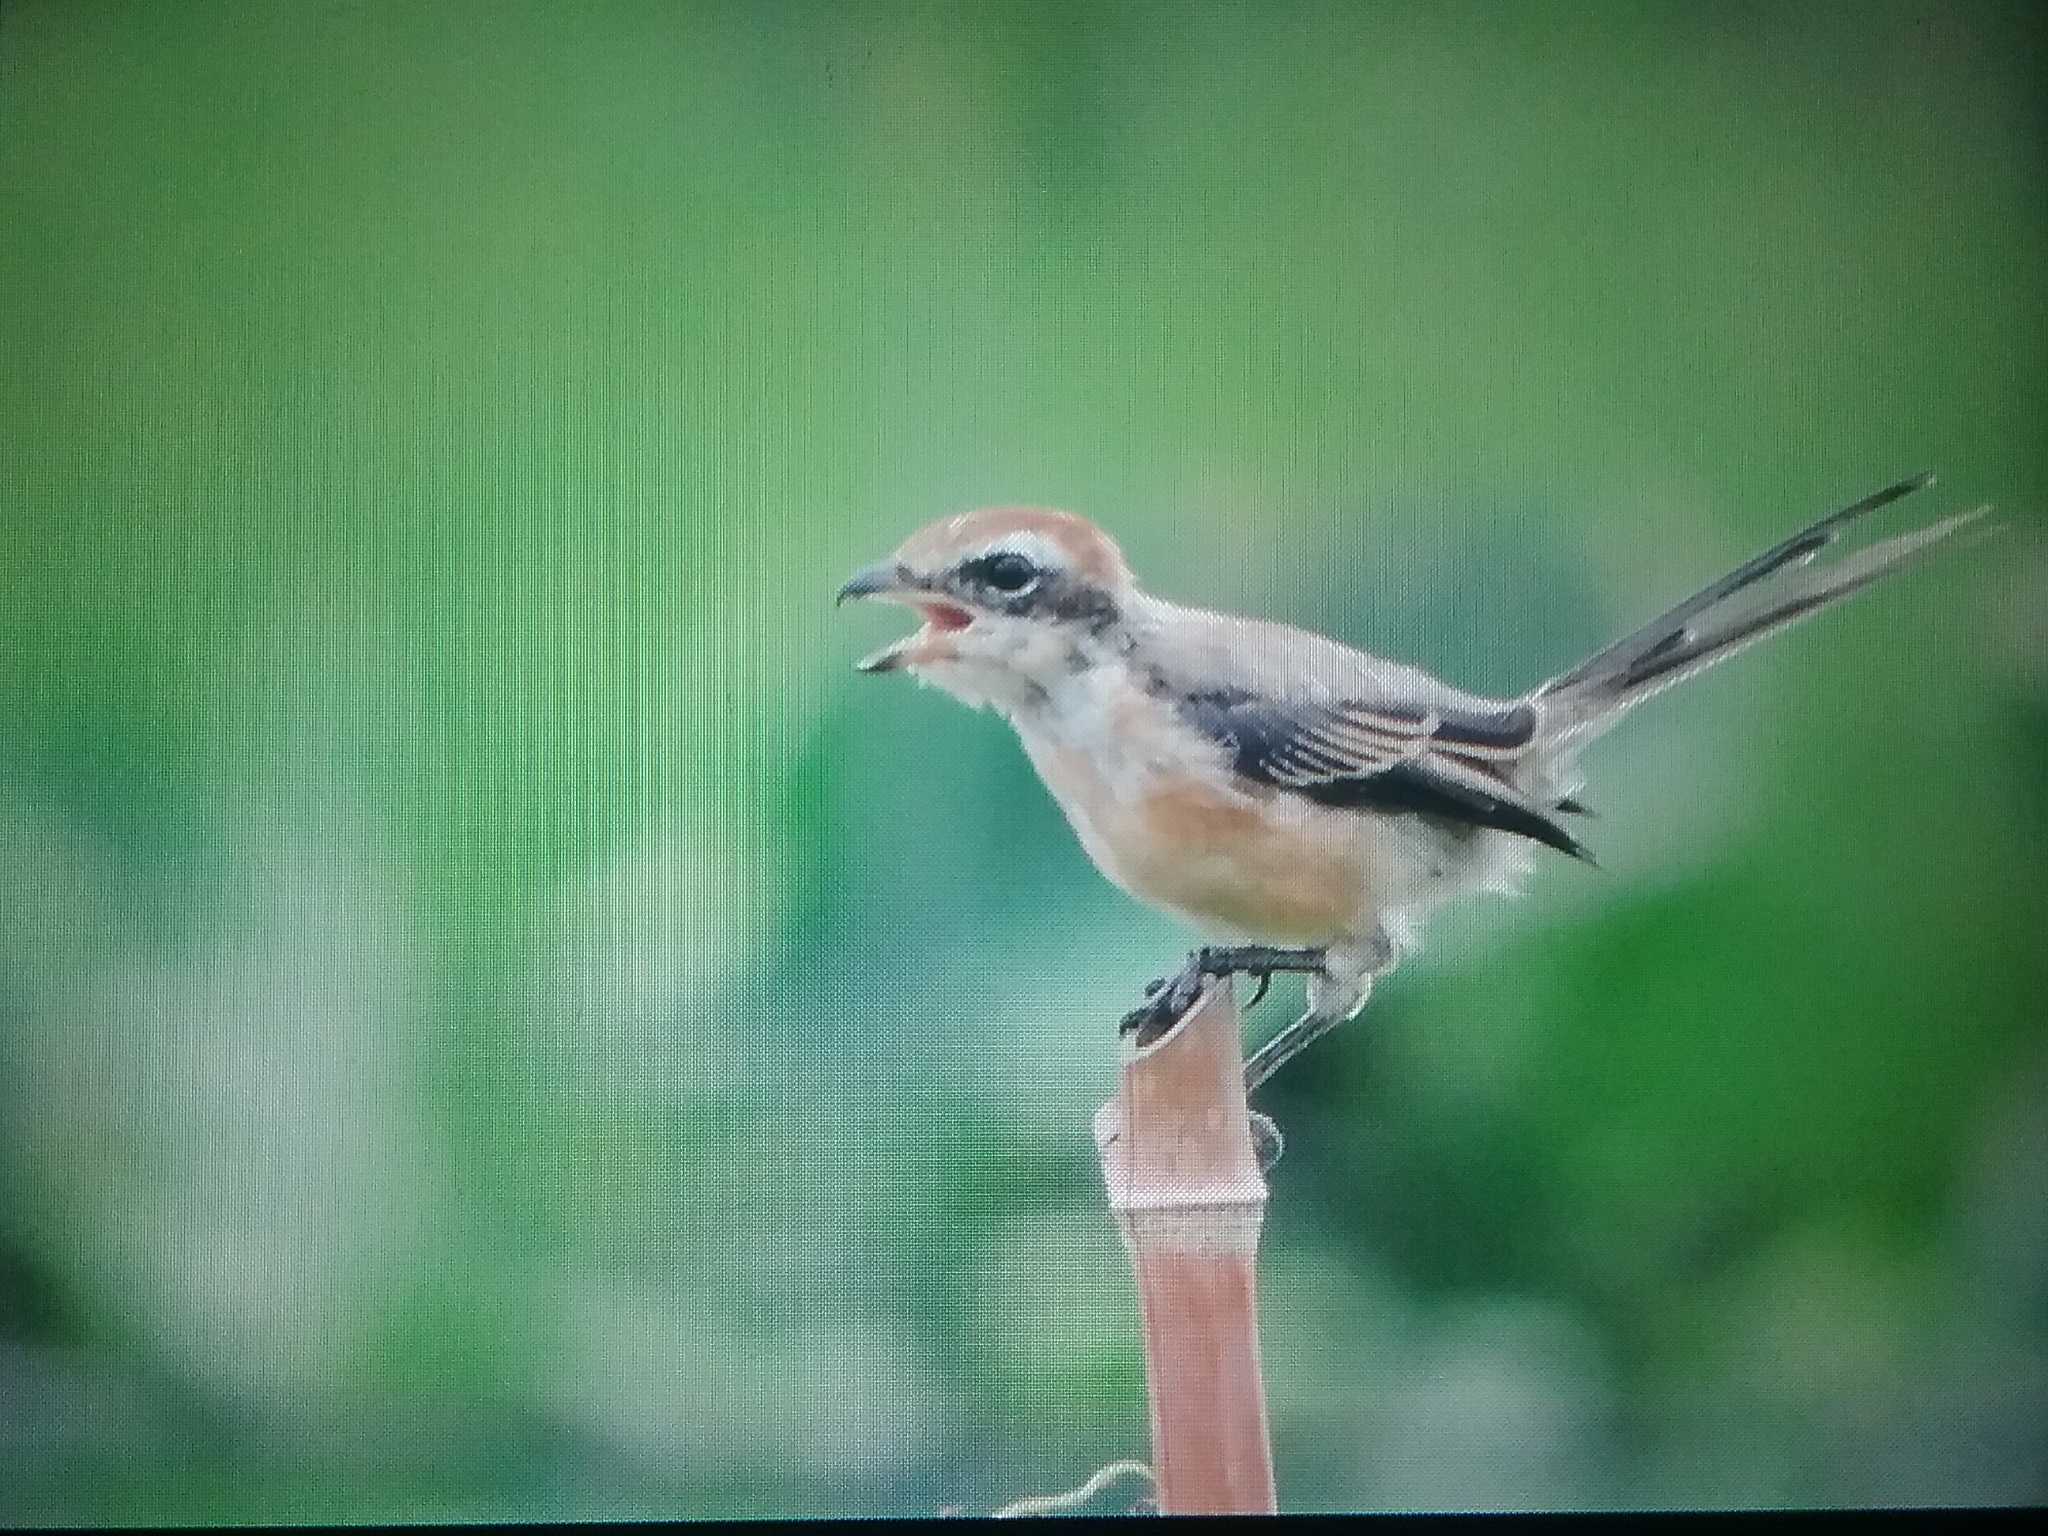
1535,473,1992,750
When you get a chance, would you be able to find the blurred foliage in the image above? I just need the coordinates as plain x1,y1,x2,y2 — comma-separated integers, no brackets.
2,0,2045,1519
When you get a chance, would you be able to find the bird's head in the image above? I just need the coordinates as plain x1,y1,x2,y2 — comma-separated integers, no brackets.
838,507,1136,712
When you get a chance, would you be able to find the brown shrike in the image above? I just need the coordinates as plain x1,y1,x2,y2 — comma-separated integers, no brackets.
838,475,1986,1094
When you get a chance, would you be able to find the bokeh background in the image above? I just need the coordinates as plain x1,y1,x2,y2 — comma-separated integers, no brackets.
3,0,2044,1520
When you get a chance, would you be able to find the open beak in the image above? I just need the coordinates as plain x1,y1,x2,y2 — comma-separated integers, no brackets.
836,561,974,673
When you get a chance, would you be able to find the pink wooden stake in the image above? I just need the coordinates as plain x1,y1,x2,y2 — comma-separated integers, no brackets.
1094,979,1277,1515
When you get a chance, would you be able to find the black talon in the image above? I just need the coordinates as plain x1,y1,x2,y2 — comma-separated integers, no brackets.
1246,973,1274,1010
1117,999,1155,1037
1120,954,1209,1043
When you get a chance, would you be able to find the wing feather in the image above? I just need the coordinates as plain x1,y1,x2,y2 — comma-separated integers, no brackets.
1176,685,1590,860
1136,600,1587,858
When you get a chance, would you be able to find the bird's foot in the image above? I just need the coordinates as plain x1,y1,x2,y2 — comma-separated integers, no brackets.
1118,944,1328,1046
1118,954,1208,1045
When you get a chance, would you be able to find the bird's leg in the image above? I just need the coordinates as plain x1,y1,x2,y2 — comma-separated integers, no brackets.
1118,944,1328,1045
1242,932,1395,1094
1241,1002,1357,1093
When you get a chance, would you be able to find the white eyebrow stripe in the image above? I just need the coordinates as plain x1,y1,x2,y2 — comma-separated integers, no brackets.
969,530,1068,570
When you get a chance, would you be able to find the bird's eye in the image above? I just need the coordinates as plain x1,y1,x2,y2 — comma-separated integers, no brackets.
975,552,1040,592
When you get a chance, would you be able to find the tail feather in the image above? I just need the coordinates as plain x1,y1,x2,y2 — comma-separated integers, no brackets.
1537,474,1991,748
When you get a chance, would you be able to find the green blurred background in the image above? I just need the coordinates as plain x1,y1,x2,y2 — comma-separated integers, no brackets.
3,0,2044,1519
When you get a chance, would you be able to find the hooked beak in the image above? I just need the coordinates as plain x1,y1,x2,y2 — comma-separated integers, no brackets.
836,562,905,607
836,560,973,674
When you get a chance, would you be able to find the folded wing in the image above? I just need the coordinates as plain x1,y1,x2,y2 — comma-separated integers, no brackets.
1176,684,1591,861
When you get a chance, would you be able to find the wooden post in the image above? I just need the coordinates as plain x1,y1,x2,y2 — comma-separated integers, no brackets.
1093,978,1278,1515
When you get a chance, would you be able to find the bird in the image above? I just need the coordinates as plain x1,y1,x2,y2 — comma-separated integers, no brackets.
837,475,1989,1096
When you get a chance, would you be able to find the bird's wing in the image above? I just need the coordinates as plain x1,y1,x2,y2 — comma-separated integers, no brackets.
1148,606,1589,860
1176,684,1589,860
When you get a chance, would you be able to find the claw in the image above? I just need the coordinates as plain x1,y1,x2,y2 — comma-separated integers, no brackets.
1122,974,1177,1035
1119,955,1210,1043
1121,944,1327,1046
